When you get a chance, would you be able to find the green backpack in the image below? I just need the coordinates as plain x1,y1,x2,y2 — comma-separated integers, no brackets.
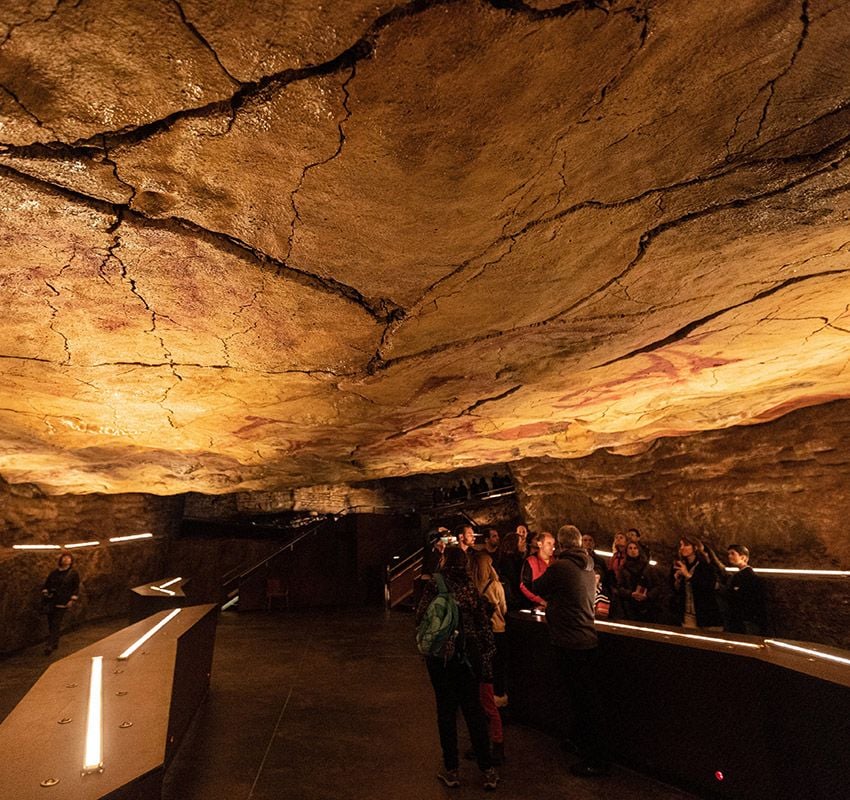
416,574,460,659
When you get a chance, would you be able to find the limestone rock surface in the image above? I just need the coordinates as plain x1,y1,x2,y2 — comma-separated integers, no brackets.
2,0,850,493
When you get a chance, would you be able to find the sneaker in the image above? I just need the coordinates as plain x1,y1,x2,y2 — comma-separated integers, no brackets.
437,769,460,788
483,767,499,790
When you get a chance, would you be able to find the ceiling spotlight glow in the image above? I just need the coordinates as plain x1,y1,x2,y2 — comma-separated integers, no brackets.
64,541,100,549
108,533,154,543
83,656,103,774
118,608,181,660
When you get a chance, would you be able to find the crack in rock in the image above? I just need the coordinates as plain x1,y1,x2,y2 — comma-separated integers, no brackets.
725,0,810,159
285,65,356,263
596,268,850,369
0,162,394,323
43,278,71,364
106,217,185,406
0,84,54,134
385,384,522,441
752,0,809,145
170,0,240,86
0,0,456,152
0,0,63,49
372,146,850,372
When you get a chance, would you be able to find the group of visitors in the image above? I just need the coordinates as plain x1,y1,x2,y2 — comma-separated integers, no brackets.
417,522,607,790
594,529,768,634
430,472,514,506
416,519,770,789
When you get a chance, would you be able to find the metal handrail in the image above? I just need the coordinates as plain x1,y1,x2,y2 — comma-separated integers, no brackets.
220,502,420,597
387,546,425,579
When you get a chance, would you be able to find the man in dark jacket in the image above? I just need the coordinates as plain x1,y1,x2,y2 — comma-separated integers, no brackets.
532,524,609,777
724,544,768,635
42,552,80,655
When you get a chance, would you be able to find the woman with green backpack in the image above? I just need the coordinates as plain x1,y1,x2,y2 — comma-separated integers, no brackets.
415,546,500,791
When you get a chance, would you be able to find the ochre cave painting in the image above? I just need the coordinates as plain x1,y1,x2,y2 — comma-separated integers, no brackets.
1,0,849,493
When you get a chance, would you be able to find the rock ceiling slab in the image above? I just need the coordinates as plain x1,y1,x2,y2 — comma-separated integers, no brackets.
0,0,849,493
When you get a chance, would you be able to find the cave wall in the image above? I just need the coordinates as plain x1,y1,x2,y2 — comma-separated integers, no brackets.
0,479,184,653
510,399,850,647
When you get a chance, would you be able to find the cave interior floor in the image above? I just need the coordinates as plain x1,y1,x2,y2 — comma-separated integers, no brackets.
0,608,696,800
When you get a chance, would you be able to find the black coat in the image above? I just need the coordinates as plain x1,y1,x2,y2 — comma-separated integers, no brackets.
670,557,722,628
43,567,80,607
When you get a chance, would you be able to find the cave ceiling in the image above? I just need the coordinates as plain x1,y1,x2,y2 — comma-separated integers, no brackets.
1,0,850,494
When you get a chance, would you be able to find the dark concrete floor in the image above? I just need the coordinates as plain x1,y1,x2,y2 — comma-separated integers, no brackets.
1,608,696,799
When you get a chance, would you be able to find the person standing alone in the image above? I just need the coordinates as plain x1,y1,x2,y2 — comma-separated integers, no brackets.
42,553,80,655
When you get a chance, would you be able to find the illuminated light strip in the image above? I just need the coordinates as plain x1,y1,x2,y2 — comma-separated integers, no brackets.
12,544,61,550
765,639,850,667
221,595,239,610
593,548,657,566
726,567,850,577
595,620,764,650
117,608,181,660
108,533,154,543
158,577,182,589
149,586,175,596
82,656,103,774
64,541,100,549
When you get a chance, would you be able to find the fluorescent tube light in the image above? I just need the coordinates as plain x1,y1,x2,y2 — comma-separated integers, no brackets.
108,533,153,543
64,541,100,549
117,608,181,660
149,586,175,596
593,548,657,566
726,567,850,577
12,544,61,550
82,656,103,773
158,577,182,589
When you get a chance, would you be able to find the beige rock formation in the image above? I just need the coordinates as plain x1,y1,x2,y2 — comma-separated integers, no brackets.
1,0,849,494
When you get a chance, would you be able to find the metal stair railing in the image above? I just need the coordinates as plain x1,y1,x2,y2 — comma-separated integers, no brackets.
218,503,418,606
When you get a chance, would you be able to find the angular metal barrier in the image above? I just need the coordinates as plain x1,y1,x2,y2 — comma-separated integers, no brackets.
507,612,850,800
0,604,218,800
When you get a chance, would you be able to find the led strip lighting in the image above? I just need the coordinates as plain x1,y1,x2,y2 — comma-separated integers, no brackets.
765,639,850,667
12,544,61,550
594,548,658,566
726,567,850,577
595,620,764,650
83,656,103,774
64,540,100,549
149,576,182,596
108,533,153,543
118,608,182,660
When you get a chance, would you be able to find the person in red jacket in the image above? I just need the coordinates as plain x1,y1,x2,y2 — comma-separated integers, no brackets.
520,531,555,609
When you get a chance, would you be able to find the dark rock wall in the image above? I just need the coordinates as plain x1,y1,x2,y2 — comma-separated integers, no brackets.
510,400,850,647
0,479,184,653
